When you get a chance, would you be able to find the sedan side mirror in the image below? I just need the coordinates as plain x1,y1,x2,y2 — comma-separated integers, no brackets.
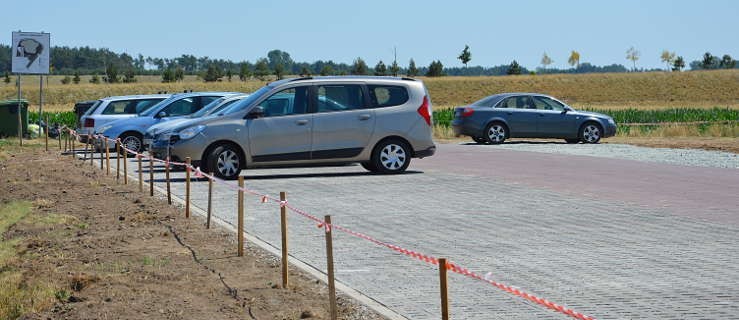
245,106,265,119
156,111,168,118
562,106,573,114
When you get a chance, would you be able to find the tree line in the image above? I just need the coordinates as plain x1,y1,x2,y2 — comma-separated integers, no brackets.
0,44,736,84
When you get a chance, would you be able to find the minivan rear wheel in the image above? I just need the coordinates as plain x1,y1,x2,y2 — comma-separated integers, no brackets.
360,162,379,173
371,139,411,174
207,144,242,180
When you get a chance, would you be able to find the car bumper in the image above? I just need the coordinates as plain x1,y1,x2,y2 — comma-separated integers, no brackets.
451,119,480,137
603,123,617,138
153,135,208,163
413,145,436,158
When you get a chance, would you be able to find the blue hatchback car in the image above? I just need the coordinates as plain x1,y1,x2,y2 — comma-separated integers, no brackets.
96,91,240,153
452,93,617,144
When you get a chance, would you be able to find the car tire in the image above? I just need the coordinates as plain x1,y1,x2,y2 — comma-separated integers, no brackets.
370,139,411,174
206,144,242,180
119,132,144,155
579,123,602,144
565,138,580,144
360,162,379,173
484,122,508,144
472,136,488,144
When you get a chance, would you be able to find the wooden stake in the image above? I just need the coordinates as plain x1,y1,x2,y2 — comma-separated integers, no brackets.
83,134,88,163
185,157,191,218
90,136,94,167
280,191,289,289
99,139,104,170
57,127,62,150
63,131,67,152
138,155,143,192
206,173,213,228
116,140,121,182
149,156,154,196
439,258,449,320
105,139,111,175
166,158,172,205
71,131,75,153
45,116,49,152
324,215,338,320
123,146,128,184
237,176,244,257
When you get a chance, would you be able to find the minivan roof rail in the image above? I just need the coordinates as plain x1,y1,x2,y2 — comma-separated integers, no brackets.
401,77,417,81
288,77,313,82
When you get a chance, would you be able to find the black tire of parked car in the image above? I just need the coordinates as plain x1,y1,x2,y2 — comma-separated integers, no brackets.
207,144,243,180
472,136,488,144
119,132,144,155
370,138,411,174
579,122,603,144
484,122,508,144
565,138,580,144
360,162,379,172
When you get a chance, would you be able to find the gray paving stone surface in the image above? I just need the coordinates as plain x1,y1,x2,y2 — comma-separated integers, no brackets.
86,146,739,320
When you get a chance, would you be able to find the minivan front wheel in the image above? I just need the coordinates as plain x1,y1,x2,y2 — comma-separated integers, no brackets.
371,139,411,174
207,144,242,180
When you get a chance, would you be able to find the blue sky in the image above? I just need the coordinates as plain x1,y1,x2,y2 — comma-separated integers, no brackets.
3,0,738,69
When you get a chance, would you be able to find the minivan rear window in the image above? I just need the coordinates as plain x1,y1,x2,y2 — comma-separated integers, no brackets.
368,85,409,108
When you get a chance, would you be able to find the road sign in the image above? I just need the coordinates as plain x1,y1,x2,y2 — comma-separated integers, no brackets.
12,32,50,74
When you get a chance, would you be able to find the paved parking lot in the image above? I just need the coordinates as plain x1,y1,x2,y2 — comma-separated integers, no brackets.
88,143,739,319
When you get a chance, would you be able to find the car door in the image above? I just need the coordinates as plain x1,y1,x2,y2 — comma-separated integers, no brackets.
310,84,374,159
532,96,576,137
497,96,538,137
248,86,313,162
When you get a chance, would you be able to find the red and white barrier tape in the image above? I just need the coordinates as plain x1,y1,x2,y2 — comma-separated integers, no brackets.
68,129,596,320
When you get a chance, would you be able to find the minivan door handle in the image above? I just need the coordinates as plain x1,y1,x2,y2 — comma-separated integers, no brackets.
358,114,371,120
295,119,309,125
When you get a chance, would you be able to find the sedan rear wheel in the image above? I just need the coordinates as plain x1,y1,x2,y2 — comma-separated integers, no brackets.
580,123,602,144
371,139,411,174
472,136,488,144
484,122,507,144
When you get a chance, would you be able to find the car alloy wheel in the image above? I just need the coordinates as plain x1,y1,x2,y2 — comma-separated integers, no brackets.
581,124,602,143
122,135,142,153
217,149,240,178
485,123,507,144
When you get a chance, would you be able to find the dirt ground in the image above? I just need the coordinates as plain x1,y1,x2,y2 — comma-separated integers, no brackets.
0,142,386,320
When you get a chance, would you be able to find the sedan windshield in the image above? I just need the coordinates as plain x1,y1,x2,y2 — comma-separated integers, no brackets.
139,96,178,116
189,97,226,118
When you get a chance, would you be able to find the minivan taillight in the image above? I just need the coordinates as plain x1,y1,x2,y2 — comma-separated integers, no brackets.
84,118,94,128
417,96,431,126
462,107,475,117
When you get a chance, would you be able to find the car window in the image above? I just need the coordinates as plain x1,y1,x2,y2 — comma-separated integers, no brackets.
161,97,197,116
316,85,364,112
473,96,498,107
368,85,408,108
102,99,162,115
532,96,565,111
83,100,102,116
258,87,309,117
201,96,220,107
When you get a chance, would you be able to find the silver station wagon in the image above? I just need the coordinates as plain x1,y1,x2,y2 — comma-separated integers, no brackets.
149,76,436,179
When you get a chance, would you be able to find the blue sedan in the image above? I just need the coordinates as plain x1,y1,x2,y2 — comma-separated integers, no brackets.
451,93,617,144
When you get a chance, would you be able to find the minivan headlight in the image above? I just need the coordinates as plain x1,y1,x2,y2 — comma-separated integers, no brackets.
178,125,206,140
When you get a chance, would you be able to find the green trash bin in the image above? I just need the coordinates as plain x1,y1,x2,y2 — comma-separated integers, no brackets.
0,99,29,137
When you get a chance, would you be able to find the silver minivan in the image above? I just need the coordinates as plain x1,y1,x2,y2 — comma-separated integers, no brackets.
149,76,436,179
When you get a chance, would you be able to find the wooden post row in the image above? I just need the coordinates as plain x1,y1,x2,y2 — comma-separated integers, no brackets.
105,139,110,175
116,140,121,182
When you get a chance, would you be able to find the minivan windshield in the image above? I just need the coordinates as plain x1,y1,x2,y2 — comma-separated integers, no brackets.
223,86,273,113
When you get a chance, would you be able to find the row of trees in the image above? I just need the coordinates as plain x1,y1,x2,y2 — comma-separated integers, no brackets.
1,44,736,83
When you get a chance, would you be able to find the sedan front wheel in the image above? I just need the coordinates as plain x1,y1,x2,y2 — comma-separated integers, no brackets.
580,123,602,144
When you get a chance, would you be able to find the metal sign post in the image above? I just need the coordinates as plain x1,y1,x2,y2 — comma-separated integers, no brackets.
17,74,22,146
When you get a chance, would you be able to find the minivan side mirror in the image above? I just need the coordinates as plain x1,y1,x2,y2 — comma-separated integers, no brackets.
245,106,265,119
156,111,168,118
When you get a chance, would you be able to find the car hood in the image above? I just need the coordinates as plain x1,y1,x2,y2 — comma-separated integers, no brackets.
570,110,612,119
147,118,191,136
